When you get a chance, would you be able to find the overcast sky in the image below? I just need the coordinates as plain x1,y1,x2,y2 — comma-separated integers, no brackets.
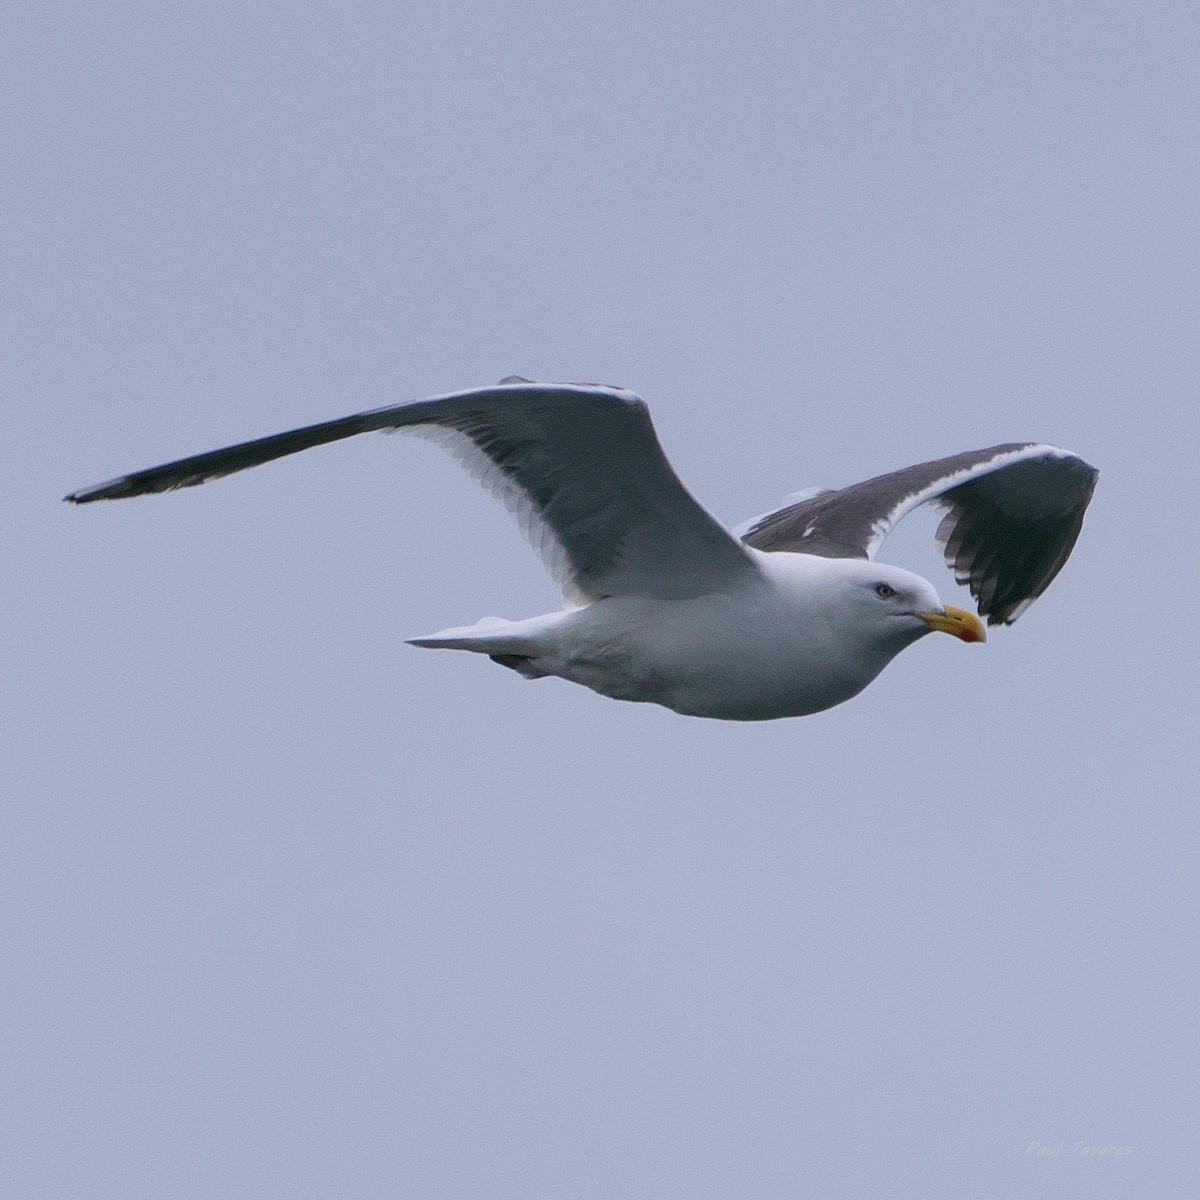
5,2,1198,1197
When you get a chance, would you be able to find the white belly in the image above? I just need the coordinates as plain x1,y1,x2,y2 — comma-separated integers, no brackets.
547,591,893,721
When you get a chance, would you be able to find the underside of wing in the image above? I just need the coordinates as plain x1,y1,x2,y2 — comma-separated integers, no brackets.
741,443,1098,624
67,381,757,603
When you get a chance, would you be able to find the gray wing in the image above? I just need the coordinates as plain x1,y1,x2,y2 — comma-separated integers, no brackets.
741,443,1098,625
66,380,756,604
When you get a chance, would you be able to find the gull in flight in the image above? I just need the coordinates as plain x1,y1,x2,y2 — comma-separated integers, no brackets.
67,379,1097,720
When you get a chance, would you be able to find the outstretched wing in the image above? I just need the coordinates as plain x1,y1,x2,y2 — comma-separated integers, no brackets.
66,380,756,604
740,443,1098,625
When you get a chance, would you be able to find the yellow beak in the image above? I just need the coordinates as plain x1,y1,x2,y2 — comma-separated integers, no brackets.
920,605,987,643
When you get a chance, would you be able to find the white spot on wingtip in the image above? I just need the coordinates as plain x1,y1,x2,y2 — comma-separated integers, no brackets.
1007,598,1034,622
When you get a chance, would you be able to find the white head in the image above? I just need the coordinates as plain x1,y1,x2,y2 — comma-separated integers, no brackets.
755,551,986,661
825,558,986,653
723,549,989,716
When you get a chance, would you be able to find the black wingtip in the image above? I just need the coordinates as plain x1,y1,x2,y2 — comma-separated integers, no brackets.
63,477,134,504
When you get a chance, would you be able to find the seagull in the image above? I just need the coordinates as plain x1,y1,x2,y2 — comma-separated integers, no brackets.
66,379,1097,720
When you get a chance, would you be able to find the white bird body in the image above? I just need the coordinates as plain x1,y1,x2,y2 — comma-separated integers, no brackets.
410,551,950,720
66,379,1096,720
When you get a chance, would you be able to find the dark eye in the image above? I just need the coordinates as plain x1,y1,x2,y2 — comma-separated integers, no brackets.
874,583,897,599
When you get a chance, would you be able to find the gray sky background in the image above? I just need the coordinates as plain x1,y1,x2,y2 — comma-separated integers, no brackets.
5,2,1197,1197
